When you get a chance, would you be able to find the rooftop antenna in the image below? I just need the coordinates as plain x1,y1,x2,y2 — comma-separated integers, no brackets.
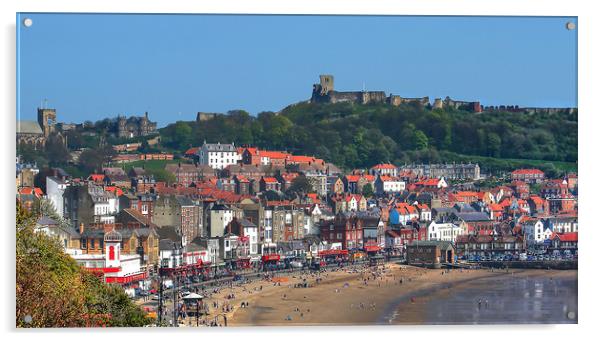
44,98,48,109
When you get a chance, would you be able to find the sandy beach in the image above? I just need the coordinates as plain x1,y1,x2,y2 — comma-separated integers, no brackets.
180,263,575,326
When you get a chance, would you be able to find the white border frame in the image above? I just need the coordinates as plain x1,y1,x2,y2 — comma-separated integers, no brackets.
1,1,599,341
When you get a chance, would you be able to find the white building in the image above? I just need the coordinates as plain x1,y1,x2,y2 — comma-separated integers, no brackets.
263,209,273,242
197,142,240,170
71,229,146,295
369,163,399,177
416,204,432,222
209,204,233,237
522,218,547,245
89,184,119,224
427,221,463,243
547,217,578,233
46,176,69,218
375,175,405,194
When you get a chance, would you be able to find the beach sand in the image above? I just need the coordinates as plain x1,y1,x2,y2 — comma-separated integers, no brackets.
190,263,557,326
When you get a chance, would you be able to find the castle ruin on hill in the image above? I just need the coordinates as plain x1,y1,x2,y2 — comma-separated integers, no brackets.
310,75,576,114
310,74,481,112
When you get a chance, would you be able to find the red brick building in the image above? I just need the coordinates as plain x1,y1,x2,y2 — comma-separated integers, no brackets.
511,169,545,184
260,176,282,192
319,213,364,250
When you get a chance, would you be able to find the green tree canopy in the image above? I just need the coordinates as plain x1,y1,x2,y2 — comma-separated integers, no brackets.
16,203,151,327
361,183,374,198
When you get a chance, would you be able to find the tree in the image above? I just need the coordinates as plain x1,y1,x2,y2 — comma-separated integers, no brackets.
413,130,429,150
486,132,502,158
16,203,151,327
78,146,114,174
286,175,313,195
45,133,71,166
361,184,374,198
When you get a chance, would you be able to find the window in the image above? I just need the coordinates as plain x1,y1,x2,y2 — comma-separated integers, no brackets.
90,239,95,249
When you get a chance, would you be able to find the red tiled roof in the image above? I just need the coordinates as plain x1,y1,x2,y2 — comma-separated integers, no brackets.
104,186,124,197
489,203,503,211
415,178,440,186
371,163,396,170
552,232,578,242
184,147,199,155
456,191,479,199
529,195,545,205
512,168,544,175
262,177,279,183
288,155,315,163
345,175,361,182
363,175,375,182
259,151,290,159
379,175,397,182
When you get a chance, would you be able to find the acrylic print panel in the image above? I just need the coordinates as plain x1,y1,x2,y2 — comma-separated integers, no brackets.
15,13,577,328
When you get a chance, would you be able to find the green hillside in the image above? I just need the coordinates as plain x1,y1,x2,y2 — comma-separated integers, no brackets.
159,102,577,176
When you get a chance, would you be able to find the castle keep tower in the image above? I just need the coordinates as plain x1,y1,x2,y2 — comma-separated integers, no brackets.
319,75,334,95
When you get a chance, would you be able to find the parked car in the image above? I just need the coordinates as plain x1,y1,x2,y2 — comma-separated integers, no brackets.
151,295,160,301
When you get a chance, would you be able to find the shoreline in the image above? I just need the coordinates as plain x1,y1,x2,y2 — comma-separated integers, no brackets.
204,264,576,327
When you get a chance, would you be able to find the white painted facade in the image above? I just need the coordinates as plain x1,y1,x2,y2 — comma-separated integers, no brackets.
263,209,273,242
523,219,546,244
382,179,406,193
198,142,239,169
46,176,68,218
209,206,233,237
428,221,463,243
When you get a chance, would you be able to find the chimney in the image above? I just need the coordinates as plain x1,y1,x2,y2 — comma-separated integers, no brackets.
79,222,85,234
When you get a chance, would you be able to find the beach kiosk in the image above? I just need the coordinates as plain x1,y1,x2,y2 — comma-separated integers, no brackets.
406,241,455,269
318,249,348,264
182,293,204,326
261,254,281,271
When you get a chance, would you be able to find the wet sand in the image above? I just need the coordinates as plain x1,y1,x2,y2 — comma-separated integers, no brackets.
387,269,577,324
218,264,561,326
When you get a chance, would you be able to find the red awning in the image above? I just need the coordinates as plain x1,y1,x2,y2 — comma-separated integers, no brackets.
364,245,381,252
105,272,147,284
84,267,121,273
261,254,280,262
318,249,348,257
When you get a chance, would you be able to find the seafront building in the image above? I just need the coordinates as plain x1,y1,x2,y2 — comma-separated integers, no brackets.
18,138,578,295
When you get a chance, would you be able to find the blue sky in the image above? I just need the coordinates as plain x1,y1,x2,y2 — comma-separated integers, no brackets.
17,14,577,127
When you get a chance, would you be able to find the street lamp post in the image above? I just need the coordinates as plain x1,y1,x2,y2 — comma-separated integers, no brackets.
157,257,167,326
171,244,180,327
